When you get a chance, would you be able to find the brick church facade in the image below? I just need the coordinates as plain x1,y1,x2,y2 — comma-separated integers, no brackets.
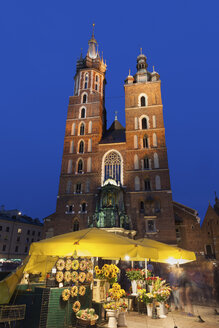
44,30,177,244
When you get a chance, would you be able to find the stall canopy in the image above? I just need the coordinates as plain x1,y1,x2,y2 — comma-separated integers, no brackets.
137,238,196,264
0,228,196,304
25,228,159,275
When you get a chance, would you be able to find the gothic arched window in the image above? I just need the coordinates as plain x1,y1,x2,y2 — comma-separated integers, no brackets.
144,179,151,191
78,159,83,173
81,107,86,118
82,94,87,103
84,73,88,89
104,151,121,184
143,135,149,148
144,157,149,169
95,75,99,91
141,96,146,107
142,118,147,129
80,123,85,135
79,140,84,153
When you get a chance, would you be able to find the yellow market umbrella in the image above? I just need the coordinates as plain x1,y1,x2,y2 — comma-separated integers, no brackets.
0,257,29,305
137,238,196,264
25,228,159,274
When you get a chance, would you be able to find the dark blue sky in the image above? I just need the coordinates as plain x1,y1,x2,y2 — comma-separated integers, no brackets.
0,1,218,223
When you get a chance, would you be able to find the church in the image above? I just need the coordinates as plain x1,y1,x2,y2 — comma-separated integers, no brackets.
44,29,179,245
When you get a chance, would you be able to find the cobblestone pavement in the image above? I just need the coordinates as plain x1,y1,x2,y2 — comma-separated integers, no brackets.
99,306,219,328
124,306,219,328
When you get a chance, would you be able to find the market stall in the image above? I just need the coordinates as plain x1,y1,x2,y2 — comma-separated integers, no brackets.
0,228,196,327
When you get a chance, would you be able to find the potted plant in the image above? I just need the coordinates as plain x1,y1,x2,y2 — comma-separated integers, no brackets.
125,269,144,295
137,288,155,317
104,283,126,328
104,302,118,328
118,301,128,327
153,279,171,318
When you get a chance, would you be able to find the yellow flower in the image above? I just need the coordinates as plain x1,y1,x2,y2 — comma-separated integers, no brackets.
105,271,109,277
96,269,101,275
95,266,99,271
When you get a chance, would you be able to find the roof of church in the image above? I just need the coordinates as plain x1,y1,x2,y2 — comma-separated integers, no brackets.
100,119,126,144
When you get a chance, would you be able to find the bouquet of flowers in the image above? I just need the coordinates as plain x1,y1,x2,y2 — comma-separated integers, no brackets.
125,268,144,281
95,264,120,284
76,308,98,322
154,285,171,303
118,300,128,312
137,289,155,304
146,276,158,286
108,283,126,301
152,278,171,302
103,302,118,310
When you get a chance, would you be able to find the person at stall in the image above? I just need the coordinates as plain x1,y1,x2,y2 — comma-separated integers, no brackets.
178,267,194,316
119,262,131,293
168,266,180,310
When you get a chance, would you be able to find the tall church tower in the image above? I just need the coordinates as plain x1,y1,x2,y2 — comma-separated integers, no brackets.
124,50,176,243
44,27,107,236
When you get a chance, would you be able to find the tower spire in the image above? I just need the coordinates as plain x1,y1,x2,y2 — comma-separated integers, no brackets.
92,23,95,38
87,23,98,59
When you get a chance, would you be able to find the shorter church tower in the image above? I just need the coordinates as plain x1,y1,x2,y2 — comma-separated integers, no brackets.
124,50,176,243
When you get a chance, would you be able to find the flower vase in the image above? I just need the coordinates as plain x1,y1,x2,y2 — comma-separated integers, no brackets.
146,303,153,317
148,285,153,293
118,311,127,327
106,309,117,328
131,280,138,295
157,302,166,318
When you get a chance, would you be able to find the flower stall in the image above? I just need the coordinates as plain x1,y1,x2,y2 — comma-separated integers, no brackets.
0,227,196,327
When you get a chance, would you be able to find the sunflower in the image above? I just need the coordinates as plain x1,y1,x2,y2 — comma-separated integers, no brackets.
56,271,64,282
64,271,71,283
62,289,70,301
72,301,81,313
65,259,72,271
72,260,79,270
78,272,86,283
96,269,101,275
71,271,79,282
70,285,78,297
104,271,109,277
79,260,87,271
86,272,93,282
56,259,65,271
79,285,86,296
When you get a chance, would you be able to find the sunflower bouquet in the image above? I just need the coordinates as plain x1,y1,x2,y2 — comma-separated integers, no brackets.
137,289,155,304
103,302,118,310
108,283,126,301
95,264,120,284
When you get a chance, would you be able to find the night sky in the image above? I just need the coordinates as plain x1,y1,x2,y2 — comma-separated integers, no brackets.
1,1,219,223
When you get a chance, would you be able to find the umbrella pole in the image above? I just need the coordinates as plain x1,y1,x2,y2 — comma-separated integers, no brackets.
145,259,147,278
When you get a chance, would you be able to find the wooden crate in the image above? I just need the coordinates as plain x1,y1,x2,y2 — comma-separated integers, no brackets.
92,279,109,303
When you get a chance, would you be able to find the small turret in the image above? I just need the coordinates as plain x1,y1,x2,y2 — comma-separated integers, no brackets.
124,69,134,84
134,48,149,83
151,65,160,82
